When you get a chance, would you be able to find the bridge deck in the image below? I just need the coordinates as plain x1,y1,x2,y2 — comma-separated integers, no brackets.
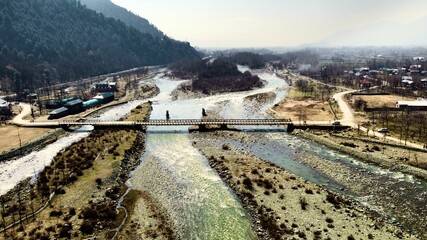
59,119,293,127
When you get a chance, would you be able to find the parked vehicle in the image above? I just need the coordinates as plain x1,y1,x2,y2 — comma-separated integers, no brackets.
332,120,341,126
378,128,388,133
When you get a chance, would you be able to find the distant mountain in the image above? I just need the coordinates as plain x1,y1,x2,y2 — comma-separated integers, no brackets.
0,0,200,94
79,0,163,38
314,17,427,47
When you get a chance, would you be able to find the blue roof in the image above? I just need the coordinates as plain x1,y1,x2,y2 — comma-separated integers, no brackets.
83,99,101,107
64,99,83,106
49,107,68,115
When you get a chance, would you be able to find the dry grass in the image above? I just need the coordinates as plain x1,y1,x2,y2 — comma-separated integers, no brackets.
3,103,152,239
273,99,335,121
354,95,416,108
0,125,52,153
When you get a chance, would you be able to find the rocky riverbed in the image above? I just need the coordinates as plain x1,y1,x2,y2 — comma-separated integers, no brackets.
190,130,416,239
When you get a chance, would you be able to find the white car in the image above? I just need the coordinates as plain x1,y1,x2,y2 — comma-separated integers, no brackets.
377,128,388,133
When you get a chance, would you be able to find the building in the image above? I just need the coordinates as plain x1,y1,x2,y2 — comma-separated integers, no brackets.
93,92,114,104
95,82,117,92
48,107,69,120
396,99,427,110
0,99,12,117
83,99,101,109
64,99,84,114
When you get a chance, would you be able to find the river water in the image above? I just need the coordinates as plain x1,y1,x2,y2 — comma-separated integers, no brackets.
1,68,426,238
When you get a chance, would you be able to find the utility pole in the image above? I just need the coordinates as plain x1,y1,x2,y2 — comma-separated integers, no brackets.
17,128,22,147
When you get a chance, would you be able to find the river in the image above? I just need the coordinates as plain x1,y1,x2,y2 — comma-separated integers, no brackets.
1,68,426,238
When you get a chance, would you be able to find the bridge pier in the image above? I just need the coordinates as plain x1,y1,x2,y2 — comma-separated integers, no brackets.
286,123,295,133
219,124,228,130
61,125,73,132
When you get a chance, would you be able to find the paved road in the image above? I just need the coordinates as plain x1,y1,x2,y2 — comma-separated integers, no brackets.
332,90,423,149
333,90,357,126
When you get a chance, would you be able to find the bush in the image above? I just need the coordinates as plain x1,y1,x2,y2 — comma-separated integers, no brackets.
95,178,103,185
305,189,314,194
80,221,94,235
300,197,308,210
50,210,63,217
242,178,253,191
55,188,66,194
69,207,76,216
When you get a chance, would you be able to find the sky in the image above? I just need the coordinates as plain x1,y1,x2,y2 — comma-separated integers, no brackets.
111,0,427,48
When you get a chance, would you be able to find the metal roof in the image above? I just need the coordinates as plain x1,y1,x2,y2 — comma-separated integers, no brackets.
49,107,68,115
64,99,83,106
0,99,7,107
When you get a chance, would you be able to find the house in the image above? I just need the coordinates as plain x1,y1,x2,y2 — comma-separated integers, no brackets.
93,92,114,104
0,99,7,108
0,99,12,117
396,99,427,110
64,99,84,114
83,99,101,109
48,107,69,120
95,82,117,92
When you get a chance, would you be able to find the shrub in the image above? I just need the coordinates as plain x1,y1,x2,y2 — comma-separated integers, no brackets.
55,188,66,195
80,221,94,235
95,178,103,185
300,197,308,210
50,210,63,217
242,178,253,191
305,189,314,194
69,207,76,216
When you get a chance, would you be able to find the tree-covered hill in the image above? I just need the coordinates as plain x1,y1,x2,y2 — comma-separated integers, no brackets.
0,0,200,95
79,0,163,39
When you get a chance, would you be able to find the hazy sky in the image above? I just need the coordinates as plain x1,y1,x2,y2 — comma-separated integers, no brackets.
111,0,427,48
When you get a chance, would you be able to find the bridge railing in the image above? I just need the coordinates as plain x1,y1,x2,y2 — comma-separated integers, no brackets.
58,118,293,126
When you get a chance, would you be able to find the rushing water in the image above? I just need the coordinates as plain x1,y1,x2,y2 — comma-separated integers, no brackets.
2,68,426,237
129,74,261,239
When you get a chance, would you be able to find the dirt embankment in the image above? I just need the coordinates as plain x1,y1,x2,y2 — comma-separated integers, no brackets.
190,131,412,240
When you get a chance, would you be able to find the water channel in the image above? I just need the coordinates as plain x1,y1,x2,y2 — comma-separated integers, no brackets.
0,68,426,238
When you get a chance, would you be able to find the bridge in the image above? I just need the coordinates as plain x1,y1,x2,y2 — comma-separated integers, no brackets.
19,119,295,132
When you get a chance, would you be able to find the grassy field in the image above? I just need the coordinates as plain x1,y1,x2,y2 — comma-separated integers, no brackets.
272,75,342,121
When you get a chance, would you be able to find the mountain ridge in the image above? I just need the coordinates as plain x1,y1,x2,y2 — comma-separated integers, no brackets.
0,0,199,94
79,0,164,39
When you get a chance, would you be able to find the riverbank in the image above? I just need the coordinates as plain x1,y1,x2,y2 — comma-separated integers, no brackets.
0,102,168,239
190,131,413,239
297,130,427,180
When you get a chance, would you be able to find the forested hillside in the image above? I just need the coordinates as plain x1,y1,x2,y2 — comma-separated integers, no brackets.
0,0,199,96
79,0,163,38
